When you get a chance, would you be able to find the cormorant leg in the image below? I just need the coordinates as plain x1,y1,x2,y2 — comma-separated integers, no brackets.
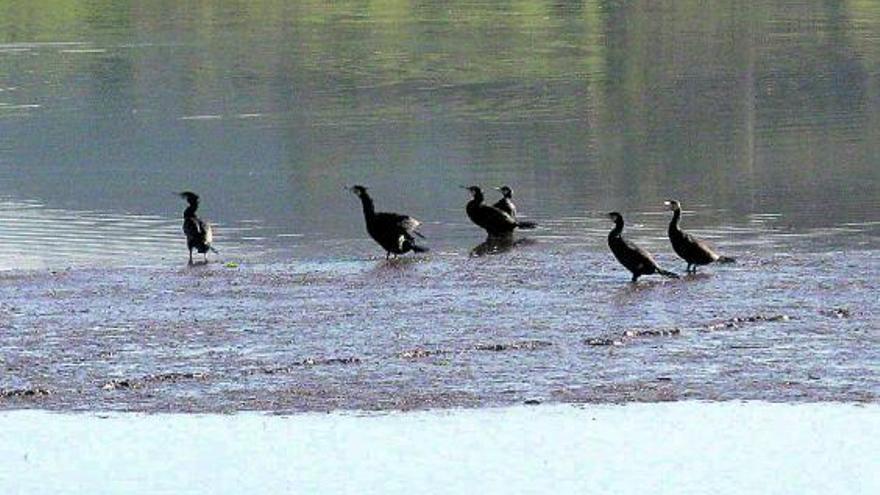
188,248,194,265
631,274,639,283
385,252,391,260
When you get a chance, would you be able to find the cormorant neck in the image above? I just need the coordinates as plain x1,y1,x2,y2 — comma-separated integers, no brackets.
184,202,199,218
669,208,681,233
610,217,624,237
358,193,375,220
469,190,484,206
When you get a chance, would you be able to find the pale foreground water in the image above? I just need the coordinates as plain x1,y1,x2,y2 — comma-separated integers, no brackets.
1,402,877,494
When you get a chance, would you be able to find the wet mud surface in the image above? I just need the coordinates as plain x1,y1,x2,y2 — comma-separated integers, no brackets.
1,245,878,413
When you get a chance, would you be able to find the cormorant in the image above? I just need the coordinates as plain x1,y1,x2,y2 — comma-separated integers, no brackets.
179,191,217,264
493,186,517,219
607,212,678,282
665,200,736,273
463,186,536,237
349,185,429,259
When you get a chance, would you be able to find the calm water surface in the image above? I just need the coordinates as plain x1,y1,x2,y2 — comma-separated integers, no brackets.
0,0,878,266
0,1,878,410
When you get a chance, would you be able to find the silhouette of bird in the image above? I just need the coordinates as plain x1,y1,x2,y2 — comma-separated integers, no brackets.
349,185,428,259
665,200,736,273
179,191,217,264
493,186,517,218
463,186,536,237
607,212,678,282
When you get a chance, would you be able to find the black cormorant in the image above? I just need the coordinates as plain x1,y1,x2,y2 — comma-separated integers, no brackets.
665,200,735,273
350,185,429,259
493,186,517,218
464,186,536,237
607,212,678,282
179,191,217,264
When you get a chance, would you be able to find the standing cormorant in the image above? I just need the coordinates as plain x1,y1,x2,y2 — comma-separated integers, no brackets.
349,185,428,259
463,186,536,237
665,200,735,273
607,212,678,282
179,191,217,264
493,186,517,219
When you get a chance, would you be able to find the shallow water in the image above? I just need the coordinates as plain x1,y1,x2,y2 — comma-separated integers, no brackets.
1,403,878,494
0,1,879,411
1,249,876,412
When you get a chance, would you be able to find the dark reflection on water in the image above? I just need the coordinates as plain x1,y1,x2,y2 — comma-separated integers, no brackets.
0,0,879,268
470,235,537,257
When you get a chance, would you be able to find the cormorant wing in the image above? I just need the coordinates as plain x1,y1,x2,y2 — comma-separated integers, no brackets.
200,219,213,245
376,212,421,234
481,204,518,226
492,198,516,217
681,229,720,259
622,236,659,267
184,216,203,237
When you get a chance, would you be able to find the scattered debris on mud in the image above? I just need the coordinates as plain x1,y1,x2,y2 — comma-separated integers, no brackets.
102,372,209,391
1,387,52,399
623,328,681,338
703,314,791,331
398,349,448,360
820,307,851,319
474,340,553,352
587,327,681,346
586,338,624,346
256,357,362,375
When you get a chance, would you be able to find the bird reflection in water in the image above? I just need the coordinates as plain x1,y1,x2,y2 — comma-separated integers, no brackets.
470,234,536,257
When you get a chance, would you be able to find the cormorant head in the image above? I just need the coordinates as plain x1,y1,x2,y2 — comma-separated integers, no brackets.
607,211,623,222
349,185,368,197
179,191,199,204
664,199,681,211
461,185,482,197
495,186,513,198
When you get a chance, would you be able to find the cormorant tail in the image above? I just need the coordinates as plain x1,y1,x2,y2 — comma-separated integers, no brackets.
657,268,680,279
413,230,426,239
411,244,429,253
717,256,736,264
516,220,537,229
209,246,219,254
